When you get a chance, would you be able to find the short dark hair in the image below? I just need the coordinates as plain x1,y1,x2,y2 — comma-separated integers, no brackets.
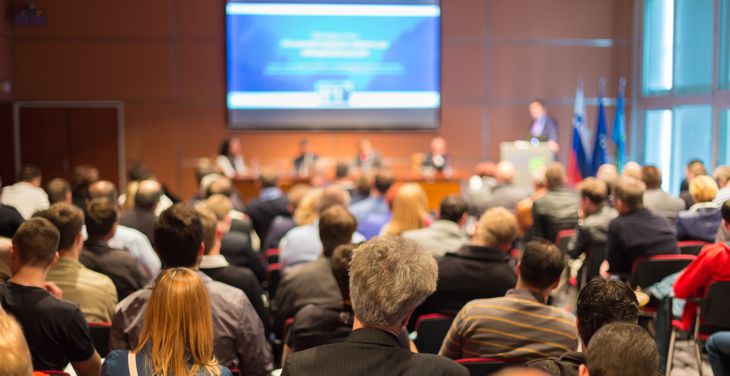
18,165,41,182
331,244,357,300
576,278,639,346
585,323,659,376
12,217,59,267
259,171,278,188
373,172,394,195
578,178,607,205
46,178,71,204
319,205,357,258
641,165,662,190
85,198,117,238
127,162,153,182
530,99,545,107
317,187,350,216
33,203,84,252
722,200,730,222
335,163,349,179
134,180,162,210
154,203,203,268
614,177,645,211
545,163,566,189
355,176,371,198
71,165,99,198
439,195,468,223
519,240,565,290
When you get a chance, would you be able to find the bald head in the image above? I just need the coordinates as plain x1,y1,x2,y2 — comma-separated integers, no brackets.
135,179,162,211
495,161,516,184
622,162,642,180
88,180,118,203
430,137,447,155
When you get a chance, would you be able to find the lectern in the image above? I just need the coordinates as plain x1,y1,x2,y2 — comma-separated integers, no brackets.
500,141,554,190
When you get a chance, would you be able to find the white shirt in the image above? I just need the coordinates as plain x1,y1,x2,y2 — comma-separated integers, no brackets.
0,182,49,219
216,155,247,178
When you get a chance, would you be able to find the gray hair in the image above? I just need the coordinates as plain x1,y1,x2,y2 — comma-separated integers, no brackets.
349,236,438,327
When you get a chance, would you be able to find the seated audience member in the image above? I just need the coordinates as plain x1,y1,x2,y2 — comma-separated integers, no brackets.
205,175,246,212
604,177,677,277
88,180,161,278
110,204,272,374
81,198,147,299
466,161,497,217
352,138,382,172
679,159,707,209
1,165,49,219
440,240,577,361
283,236,469,376
676,175,722,243
526,278,640,376
0,237,10,279
403,195,468,257
515,169,548,238
422,136,451,173
0,310,34,375
578,323,658,376
70,164,99,210
330,163,357,197
530,163,580,243
380,183,430,236
0,218,101,374
274,205,357,337
244,170,289,241
119,179,162,243
621,161,642,180
217,137,247,178
417,207,518,318
46,178,72,205
566,178,617,283
206,194,265,281
36,203,118,323
196,206,270,336
641,165,685,225
348,171,393,224
596,163,618,197
103,268,233,376
293,138,319,177
482,161,529,212
0,203,23,238
707,332,730,376
280,187,364,268
263,184,310,250
714,165,730,204
119,163,175,215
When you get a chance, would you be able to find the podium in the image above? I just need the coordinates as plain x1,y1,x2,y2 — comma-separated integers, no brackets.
500,141,554,190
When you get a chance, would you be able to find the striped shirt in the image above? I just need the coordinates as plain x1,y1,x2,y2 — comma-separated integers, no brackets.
439,289,578,361
0,181,49,219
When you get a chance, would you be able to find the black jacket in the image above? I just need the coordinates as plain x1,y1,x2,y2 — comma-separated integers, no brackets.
245,196,289,241
220,232,267,281
81,239,147,299
531,187,580,243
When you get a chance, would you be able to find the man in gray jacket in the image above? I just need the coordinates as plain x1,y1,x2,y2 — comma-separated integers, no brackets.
641,165,684,226
402,195,468,257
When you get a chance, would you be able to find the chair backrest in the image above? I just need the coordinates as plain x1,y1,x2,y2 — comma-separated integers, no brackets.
630,254,696,289
34,371,70,376
677,241,708,256
456,358,521,376
413,313,453,354
264,248,280,264
701,281,730,329
555,229,576,253
88,322,112,358
267,263,282,297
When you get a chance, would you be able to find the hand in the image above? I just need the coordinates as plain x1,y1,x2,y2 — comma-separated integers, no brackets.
42,281,63,299
548,140,560,153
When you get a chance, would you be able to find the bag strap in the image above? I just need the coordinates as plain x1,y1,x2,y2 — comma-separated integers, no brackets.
127,351,139,376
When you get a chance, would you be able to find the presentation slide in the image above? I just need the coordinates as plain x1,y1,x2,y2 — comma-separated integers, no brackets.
226,1,441,129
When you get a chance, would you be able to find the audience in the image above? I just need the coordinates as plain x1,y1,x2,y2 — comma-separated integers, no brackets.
119,162,174,215
0,218,101,374
403,195,468,257
119,179,162,243
482,161,529,212
465,161,497,217
46,178,72,204
713,165,730,204
530,163,579,243
0,310,34,375
579,323,658,376
680,159,707,209
707,332,730,376
417,207,518,318
380,183,430,236
440,240,577,361
263,184,311,250
603,177,677,277
1,164,49,219
621,161,642,180
596,163,618,197
676,174,722,243
0,201,23,238
36,203,118,323
81,198,147,298
70,164,100,210
641,165,684,225
110,203,272,374
283,236,468,376
217,137,247,178
348,171,393,227
245,171,290,241
103,268,233,375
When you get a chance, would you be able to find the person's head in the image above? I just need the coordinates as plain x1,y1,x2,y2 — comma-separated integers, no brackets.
135,268,219,376
154,204,204,268
33,203,84,254
0,312,33,376
358,139,373,153
439,195,468,225
319,205,357,258
331,244,357,301
686,159,707,180
576,278,639,347
127,162,153,182
474,207,518,250
714,166,730,188
71,164,99,199
354,176,371,198
135,179,163,211
17,164,41,186
299,138,311,154
286,184,310,214
721,200,730,229
495,161,516,185
259,170,279,189
689,175,718,204
641,165,662,190
529,99,546,120
196,206,219,256
335,163,350,179
474,161,497,178
46,178,72,204
579,323,658,376
195,158,216,184
205,194,233,226
621,162,642,180
545,163,566,190
293,188,323,225
84,198,118,240
373,171,394,195
350,237,437,328
205,177,234,198
596,164,618,191
517,240,565,297
384,183,429,236
88,180,118,203
578,178,608,216
10,217,59,274
219,137,241,157
430,136,447,155
317,186,351,216
613,177,645,214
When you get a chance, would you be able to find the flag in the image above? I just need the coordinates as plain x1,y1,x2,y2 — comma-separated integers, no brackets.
612,78,627,174
591,80,607,176
567,80,592,185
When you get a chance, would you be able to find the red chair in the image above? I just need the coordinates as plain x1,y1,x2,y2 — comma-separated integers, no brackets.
88,322,112,357
677,241,708,256
555,229,576,253
629,254,696,290
34,372,70,376
413,313,453,354
264,248,280,264
456,358,524,376
267,263,282,297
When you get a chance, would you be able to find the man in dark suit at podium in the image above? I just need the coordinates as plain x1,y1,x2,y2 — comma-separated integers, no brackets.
529,99,560,153
293,139,318,177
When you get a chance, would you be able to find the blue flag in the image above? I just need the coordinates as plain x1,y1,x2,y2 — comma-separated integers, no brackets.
612,78,627,174
591,82,607,176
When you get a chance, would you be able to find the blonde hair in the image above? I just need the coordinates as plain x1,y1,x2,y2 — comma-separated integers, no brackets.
134,268,220,376
121,181,140,210
205,194,233,222
382,183,429,236
475,207,518,247
689,175,719,203
0,312,33,376
293,188,323,225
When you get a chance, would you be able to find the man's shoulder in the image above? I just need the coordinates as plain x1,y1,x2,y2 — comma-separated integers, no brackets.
411,352,469,374
76,266,117,290
116,287,152,312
